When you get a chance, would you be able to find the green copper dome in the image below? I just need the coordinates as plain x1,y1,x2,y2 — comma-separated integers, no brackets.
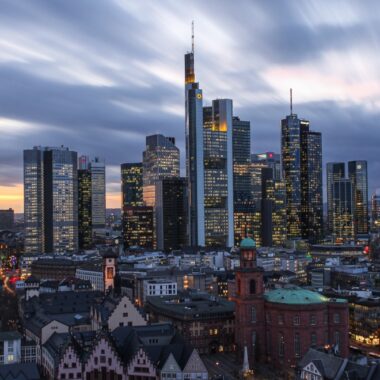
265,287,329,305
240,237,256,248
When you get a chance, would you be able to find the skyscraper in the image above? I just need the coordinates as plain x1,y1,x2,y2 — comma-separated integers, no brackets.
233,117,253,246
348,160,369,235
371,189,380,232
326,162,345,234
185,29,205,247
332,179,355,241
0,209,14,230
78,156,106,230
121,163,143,208
281,92,323,242
203,99,234,247
142,134,180,207
78,169,92,249
155,177,187,251
24,146,78,253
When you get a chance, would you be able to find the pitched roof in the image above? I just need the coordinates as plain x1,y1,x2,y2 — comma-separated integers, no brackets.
0,363,40,380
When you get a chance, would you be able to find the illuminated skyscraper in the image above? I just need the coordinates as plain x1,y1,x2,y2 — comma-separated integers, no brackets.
371,189,380,232
185,27,205,247
332,179,355,241
348,160,369,235
121,163,143,208
203,99,234,247
78,156,106,230
281,91,323,242
78,169,92,249
142,134,180,207
233,117,253,246
326,162,345,234
24,146,78,253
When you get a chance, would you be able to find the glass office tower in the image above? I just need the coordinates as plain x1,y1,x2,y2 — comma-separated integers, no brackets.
24,146,78,253
326,162,345,234
121,163,143,208
348,161,369,235
185,44,205,247
203,99,234,247
78,169,92,249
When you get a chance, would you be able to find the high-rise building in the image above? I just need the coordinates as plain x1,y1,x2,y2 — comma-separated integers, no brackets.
24,146,78,253
78,169,92,249
233,117,253,246
326,163,345,234
332,179,355,241
371,189,380,232
261,168,287,247
142,134,180,207
301,130,323,243
90,157,106,230
122,206,154,249
281,93,323,242
348,161,369,235
203,99,234,247
251,152,281,181
0,209,14,230
78,156,106,230
155,178,187,251
185,35,205,248
121,163,143,208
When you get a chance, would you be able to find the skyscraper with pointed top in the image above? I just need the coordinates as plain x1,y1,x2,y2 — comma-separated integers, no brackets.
281,90,323,242
185,22,205,247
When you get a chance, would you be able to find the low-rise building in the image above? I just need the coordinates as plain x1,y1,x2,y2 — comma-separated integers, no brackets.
143,279,177,302
0,331,22,365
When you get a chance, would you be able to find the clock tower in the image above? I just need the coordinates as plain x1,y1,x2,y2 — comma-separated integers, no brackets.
232,237,265,368
102,248,118,292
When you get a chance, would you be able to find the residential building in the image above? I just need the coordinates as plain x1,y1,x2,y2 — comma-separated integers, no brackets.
0,331,22,365
203,99,234,247
24,146,78,253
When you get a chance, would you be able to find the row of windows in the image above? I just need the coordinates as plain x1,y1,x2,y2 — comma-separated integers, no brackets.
265,312,341,325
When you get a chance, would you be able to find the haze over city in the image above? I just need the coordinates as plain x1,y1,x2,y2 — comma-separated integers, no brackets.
1,0,380,212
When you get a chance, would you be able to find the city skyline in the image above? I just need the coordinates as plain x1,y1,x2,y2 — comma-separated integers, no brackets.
1,0,380,212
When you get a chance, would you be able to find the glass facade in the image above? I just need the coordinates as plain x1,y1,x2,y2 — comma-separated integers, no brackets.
326,162,345,234
203,99,234,247
24,146,78,253
185,50,205,247
121,162,143,208
233,117,253,246
371,189,380,232
348,161,369,235
78,169,92,249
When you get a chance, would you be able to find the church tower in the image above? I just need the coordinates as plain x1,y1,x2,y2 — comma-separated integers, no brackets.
232,237,266,368
102,248,118,292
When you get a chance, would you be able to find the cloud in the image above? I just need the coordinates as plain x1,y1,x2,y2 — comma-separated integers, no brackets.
0,0,379,212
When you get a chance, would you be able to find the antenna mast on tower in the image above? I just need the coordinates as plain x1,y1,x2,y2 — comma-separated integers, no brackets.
192,20,194,54
290,88,293,114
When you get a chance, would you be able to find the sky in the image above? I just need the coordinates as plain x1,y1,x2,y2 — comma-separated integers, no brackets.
0,0,379,213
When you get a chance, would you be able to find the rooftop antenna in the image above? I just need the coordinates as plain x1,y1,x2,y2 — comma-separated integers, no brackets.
191,20,194,54
290,88,293,114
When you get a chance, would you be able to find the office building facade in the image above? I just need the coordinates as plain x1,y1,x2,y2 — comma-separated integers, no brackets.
326,162,345,234
203,99,234,247
372,189,380,232
121,163,143,208
0,209,14,230
155,177,187,251
24,146,78,253
348,161,369,235
78,169,92,249
185,45,205,247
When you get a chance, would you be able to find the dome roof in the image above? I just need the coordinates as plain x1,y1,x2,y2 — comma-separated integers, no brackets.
240,237,256,248
265,287,330,305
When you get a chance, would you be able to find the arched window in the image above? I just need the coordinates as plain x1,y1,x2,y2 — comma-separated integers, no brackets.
237,279,241,294
251,306,256,323
250,279,256,294
278,333,284,357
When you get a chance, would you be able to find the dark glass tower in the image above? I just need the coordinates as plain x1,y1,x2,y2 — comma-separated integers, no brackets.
233,117,253,246
155,177,187,251
185,35,205,247
348,161,369,235
121,163,143,208
326,162,345,234
78,169,92,249
281,93,323,242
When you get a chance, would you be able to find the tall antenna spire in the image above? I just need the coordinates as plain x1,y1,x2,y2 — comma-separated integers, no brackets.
191,20,194,54
290,88,293,114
